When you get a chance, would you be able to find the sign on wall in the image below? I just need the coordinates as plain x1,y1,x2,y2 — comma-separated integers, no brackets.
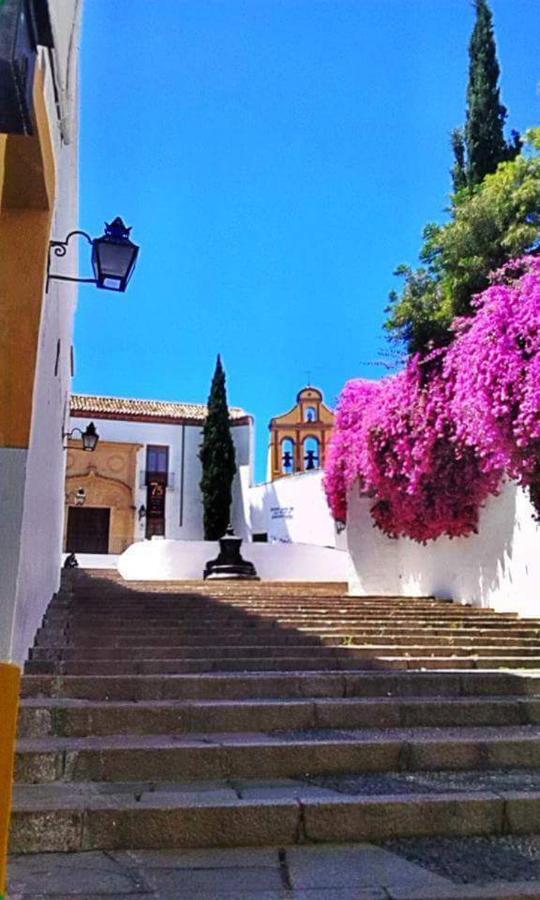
270,506,294,520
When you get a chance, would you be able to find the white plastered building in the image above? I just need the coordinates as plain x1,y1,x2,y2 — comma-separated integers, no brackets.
65,394,254,553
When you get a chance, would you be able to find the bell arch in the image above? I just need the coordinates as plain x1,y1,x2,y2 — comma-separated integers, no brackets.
303,435,320,471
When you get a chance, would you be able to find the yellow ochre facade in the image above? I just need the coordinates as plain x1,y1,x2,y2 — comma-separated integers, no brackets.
268,386,335,481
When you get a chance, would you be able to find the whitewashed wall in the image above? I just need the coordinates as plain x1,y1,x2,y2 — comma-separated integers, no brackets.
249,470,345,549
1,7,83,665
69,414,253,542
346,481,540,617
119,538,350,583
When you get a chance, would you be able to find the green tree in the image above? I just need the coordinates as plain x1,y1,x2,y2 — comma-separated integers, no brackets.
452,0,520,191
387,130,540,354
199,355,237,540
451,128,468,193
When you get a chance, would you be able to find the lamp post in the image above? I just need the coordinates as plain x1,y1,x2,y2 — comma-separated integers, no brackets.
47,218,139,293
63,422,99,452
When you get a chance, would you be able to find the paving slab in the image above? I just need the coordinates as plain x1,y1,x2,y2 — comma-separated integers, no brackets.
286,843,454,891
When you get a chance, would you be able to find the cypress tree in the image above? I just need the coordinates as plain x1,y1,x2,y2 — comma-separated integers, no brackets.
199,355,237,540
453,0,520,190
451,127,467,192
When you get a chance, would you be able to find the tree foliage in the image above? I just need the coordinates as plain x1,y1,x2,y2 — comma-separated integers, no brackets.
452,0,520,191
199,355,237,540
386,130,540,354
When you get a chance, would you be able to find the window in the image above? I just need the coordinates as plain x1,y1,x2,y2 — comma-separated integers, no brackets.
145,446,168,539
304,406,317,423
146,445,168,475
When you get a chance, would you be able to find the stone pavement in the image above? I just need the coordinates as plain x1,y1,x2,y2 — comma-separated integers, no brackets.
10,841,540,899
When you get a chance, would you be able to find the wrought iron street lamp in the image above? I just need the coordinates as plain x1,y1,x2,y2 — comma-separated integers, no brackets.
63,422,99,452
65,487,87,506
48,218,139,293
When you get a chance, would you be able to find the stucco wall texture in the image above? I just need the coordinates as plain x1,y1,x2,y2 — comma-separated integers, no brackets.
346,482,540,617
0,4,83,665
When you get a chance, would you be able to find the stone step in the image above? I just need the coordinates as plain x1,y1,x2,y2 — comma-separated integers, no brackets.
28,645,358,662
17,695,540,738
39,618,540,636
34,624,540,645
22,656,408,675
40,602,540,622
39,614,536,627
9,773,540,853
28,636,540,661
21,670,539,701
15,725,540,784
42,608,524,621
23,651,540,676
31,633,540,652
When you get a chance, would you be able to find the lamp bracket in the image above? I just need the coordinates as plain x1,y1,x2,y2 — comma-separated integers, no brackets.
47,230,97,291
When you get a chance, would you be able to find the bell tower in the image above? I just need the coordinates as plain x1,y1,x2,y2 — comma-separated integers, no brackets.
268,386,335,481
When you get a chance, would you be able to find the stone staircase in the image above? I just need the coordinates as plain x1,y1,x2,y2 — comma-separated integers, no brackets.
10,569,540,855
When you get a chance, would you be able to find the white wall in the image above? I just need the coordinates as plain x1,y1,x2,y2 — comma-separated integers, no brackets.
249,470,345,548
346,481,540,617
119,538,351,583
0,7,83,664
69,414,253,543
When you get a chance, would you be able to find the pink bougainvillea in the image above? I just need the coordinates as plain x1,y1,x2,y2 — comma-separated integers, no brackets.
324,255,540,542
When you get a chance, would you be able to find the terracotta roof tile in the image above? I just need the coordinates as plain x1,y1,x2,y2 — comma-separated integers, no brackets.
70,393,248,422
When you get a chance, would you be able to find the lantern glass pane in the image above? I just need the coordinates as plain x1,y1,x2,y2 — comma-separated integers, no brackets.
95,241,136,279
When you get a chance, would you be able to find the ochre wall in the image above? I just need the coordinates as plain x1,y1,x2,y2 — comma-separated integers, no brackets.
0,663,20,898
65,440,141,553
0,65,56,450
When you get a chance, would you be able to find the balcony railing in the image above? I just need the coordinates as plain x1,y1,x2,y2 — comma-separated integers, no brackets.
139,471,176,490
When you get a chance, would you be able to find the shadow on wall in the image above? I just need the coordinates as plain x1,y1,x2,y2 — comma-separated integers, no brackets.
347,483,540,615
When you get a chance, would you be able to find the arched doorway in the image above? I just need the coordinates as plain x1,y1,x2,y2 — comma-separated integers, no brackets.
64,469,135,554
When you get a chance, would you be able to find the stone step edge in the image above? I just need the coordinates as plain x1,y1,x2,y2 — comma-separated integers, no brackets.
9,789,539,853
19,694,539,708
16,726,540,752
20,670,540,699
22,659,540,675
16,695,540,739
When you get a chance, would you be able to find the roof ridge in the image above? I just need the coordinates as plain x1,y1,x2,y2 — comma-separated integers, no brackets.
70,393,247,419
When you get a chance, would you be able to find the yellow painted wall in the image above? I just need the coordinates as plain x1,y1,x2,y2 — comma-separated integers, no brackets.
0,663,21,898
0,66,56,450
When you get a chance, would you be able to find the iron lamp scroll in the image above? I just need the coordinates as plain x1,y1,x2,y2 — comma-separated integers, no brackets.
47,218,139,293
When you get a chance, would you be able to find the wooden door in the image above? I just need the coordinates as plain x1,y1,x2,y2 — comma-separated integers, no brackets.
66,507,111,553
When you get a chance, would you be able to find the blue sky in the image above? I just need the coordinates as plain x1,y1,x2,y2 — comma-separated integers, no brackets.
74,0,539,481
